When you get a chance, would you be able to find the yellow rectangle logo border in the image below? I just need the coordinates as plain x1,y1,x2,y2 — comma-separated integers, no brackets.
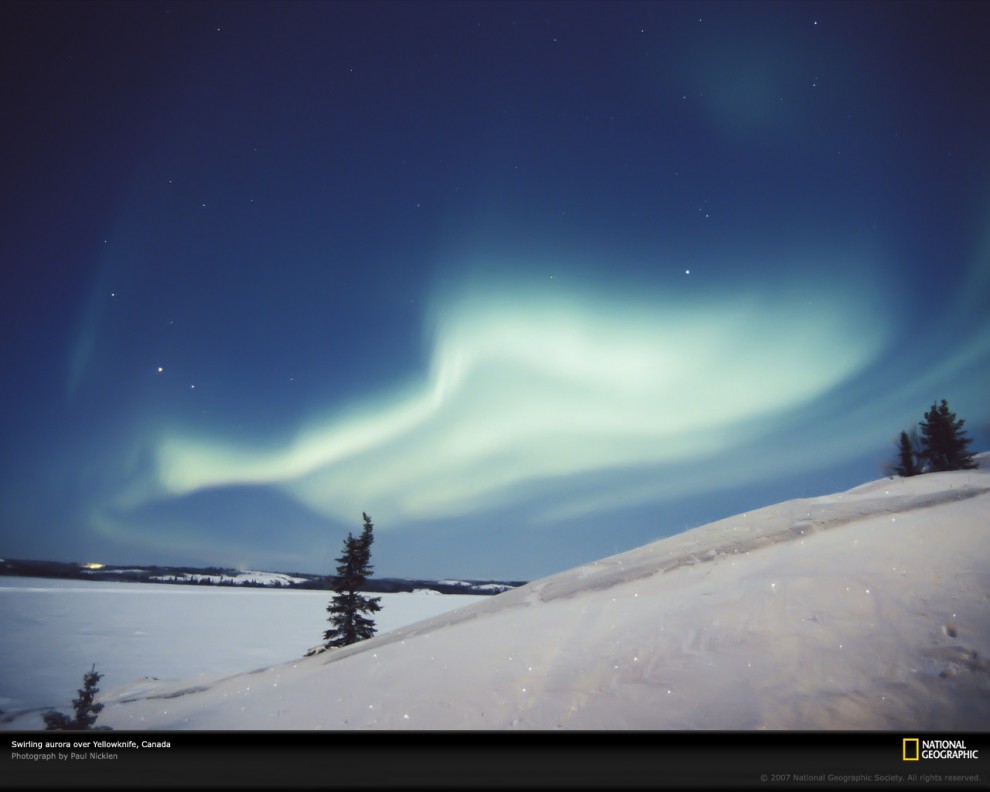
903,738,920,761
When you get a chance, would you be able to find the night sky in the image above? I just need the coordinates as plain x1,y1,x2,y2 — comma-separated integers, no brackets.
2,1,988,581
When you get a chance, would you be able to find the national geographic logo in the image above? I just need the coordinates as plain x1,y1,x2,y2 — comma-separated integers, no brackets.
903,738,980,761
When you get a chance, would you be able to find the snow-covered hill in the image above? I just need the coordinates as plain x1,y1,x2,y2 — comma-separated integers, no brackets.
87,457,990,728
147,570,309,586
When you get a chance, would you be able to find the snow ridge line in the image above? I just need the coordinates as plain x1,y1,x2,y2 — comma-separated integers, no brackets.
668,485,990,569
532,484,990,603
121,684,213,703
696,487,990,556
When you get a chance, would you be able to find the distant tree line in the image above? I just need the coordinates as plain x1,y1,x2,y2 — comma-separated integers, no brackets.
892,399,977,476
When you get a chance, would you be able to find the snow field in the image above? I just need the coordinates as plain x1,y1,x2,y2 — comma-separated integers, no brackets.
0,582,484,721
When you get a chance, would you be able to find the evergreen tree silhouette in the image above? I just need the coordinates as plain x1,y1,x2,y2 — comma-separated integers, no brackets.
893,430,921,477
324,513,382,648
918,399,977,472
43,664,108,730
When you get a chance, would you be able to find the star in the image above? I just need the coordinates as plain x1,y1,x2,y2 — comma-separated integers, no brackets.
157,367,164,374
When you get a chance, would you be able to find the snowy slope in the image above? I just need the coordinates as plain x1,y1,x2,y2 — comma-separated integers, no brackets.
88,458,990,729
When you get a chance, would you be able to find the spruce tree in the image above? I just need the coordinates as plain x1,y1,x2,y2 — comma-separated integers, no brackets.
43,664,107,730
324,512,382,648
918,399,977,472
893,430,921,477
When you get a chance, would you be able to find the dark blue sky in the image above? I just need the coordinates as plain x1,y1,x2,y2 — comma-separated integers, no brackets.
2,0,988,580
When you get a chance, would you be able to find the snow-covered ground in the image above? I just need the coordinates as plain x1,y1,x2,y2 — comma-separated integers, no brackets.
4,457,989,730
0,581,484,722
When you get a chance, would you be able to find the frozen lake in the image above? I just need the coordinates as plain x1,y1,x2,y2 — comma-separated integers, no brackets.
0,577,485,717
